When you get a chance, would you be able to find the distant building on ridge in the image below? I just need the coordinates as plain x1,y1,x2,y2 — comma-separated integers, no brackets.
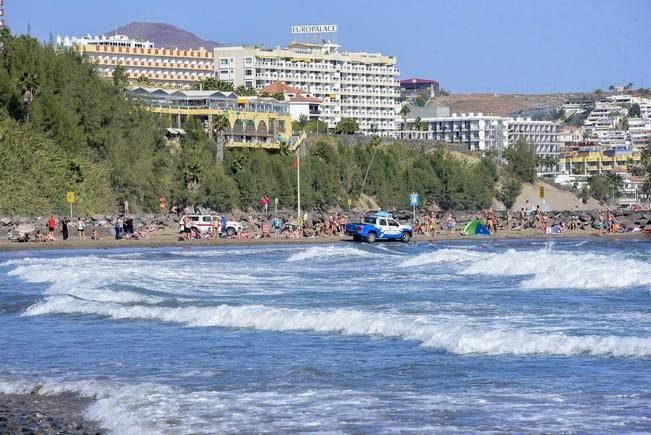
57,34,214,88
400,78,439,98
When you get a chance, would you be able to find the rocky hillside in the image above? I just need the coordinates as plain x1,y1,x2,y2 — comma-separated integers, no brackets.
106,22,222,49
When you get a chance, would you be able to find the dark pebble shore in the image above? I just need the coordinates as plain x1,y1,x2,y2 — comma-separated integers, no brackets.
0,392,104,435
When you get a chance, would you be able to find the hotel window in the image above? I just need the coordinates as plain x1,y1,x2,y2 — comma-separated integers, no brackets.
244,57,253,65
245,69,252,77
245,81,253,88
219,59,228,67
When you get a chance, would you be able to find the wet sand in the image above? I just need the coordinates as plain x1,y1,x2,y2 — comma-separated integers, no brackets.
0,227,641,252
0,392,104,434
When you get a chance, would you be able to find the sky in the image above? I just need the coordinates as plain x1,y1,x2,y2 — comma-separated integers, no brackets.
6,0,651,94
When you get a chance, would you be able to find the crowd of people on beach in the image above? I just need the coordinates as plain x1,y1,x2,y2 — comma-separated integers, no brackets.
5,191,637,244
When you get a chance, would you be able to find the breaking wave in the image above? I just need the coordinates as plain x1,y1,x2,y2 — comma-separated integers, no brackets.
400,247,651,289
287,245,376,262
23,298,651,357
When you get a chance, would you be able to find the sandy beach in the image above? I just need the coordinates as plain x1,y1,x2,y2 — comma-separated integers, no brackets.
0,226,632,252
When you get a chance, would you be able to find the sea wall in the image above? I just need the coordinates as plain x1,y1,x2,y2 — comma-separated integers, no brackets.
2,208,650,234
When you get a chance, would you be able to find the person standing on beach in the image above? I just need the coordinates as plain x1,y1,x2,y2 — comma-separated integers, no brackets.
60,217,69,240
123,199,129,216
519,208,525,231
47,214,56,241
221,215,228,238
446,213,455,236
261,193,269,213
77,218,86,240
505,210,512,231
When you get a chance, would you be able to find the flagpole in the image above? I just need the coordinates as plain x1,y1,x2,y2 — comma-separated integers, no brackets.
297,152,301,227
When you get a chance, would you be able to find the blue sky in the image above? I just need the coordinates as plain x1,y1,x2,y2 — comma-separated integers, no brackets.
7,0,651,94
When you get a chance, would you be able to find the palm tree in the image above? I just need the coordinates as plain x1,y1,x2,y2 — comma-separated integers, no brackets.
213,113,230,162
414,116,427,131
400,104,410,130
16,72,39,122
136,75,151,86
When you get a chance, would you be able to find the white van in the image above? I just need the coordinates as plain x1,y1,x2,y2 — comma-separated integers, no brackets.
189,215,242,237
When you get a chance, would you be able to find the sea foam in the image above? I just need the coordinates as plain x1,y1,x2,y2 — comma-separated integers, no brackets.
287,245,376,262
400,247,651,290
23,298,651,357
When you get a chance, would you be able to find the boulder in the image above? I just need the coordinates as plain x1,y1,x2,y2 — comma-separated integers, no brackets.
0,217,12,226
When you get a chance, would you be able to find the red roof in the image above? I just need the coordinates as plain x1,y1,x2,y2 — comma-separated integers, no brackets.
290,94,321,103
400,78,438,85
260,81,304,95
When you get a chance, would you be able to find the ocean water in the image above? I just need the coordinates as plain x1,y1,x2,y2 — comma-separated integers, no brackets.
1,238,650,434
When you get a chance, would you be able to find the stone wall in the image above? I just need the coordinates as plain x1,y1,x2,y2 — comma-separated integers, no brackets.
3,208,648,235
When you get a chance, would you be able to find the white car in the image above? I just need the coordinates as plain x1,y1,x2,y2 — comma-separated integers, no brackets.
189,215,242,237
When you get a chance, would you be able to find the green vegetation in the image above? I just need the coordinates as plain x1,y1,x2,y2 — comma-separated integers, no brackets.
292,115,328,134
585,174,621,203
0,31,524,215
191,78,234,92
334,117,359,135
496,141,539,209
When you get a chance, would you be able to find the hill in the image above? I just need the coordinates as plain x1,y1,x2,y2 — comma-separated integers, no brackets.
428,93,586,117
105,22,222,50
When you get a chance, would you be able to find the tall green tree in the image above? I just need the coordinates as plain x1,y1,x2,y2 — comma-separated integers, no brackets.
334,117,358,135
504,139,537,183
400,104,410,128
111,65,128,89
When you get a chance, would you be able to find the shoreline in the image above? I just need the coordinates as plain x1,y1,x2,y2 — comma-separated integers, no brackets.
0,228,644,252
0,392,104,434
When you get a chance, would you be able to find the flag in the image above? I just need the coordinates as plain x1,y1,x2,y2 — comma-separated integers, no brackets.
292,158,299,169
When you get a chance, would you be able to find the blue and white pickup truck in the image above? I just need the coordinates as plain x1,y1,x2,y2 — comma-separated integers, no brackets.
345,212,413,243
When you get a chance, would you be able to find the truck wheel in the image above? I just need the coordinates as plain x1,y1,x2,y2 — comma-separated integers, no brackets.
366,232,377,243
226,227,236,237
400,232,412,243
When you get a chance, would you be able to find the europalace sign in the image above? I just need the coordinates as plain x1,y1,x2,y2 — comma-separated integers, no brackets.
291,24,337,34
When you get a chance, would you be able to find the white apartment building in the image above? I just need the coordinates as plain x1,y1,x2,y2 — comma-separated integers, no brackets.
585,101,626,131
397,113,559,173
58,34,214,87
508,117,559,159
213,42,400,135
396,112,509,152
595,129,629,148
628,118,651,148
639,99,651,119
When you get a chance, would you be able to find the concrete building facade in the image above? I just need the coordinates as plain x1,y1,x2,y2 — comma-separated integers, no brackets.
395,112,509,153
213,42,400,135
58,34,214,87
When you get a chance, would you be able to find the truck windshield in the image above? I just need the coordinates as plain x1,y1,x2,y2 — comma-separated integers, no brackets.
363,217,376,224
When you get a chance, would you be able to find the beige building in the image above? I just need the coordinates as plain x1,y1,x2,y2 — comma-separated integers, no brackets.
58,34,214,88
214,42,400,135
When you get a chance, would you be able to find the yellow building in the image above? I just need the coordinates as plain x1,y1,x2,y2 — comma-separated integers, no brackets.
58,34,214,87
128,87,293,150
559,146,641,176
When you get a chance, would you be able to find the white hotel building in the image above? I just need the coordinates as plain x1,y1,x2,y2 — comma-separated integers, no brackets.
213,42,401,135
397,113,559,173
396,112,510,153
